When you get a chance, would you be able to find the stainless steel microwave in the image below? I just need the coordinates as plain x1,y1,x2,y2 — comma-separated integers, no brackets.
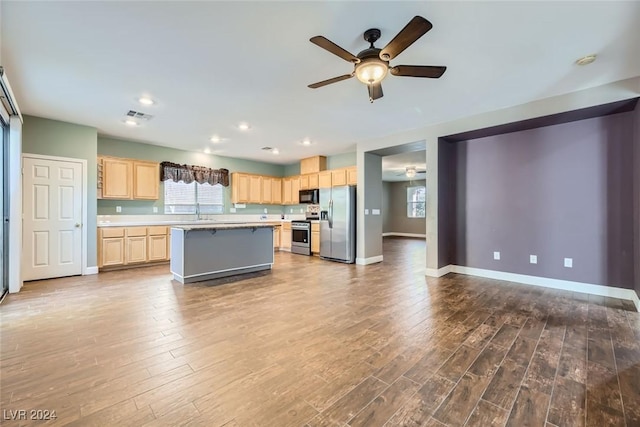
299,189,319,204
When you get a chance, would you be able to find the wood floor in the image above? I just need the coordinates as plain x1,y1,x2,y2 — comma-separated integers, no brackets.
1,237,639,427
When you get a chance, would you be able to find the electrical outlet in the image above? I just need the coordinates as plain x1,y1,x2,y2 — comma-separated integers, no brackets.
364,209,369,215
290,208,293,213
493,251,500,260
564,258,573,268
263,208,268,214
116,206,122,213
152,206,158,213
300,208,303,213
530,255,538,264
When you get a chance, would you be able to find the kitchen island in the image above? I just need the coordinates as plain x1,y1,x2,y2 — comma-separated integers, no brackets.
170,223,274,284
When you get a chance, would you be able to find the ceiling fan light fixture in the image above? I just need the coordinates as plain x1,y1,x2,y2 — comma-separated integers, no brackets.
355,59,388,84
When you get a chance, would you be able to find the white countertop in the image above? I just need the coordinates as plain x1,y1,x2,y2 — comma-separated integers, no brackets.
97,214,305,228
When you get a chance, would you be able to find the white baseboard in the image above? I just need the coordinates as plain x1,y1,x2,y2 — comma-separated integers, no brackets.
425,265,452,278
356,255,384,265
382,233,426,238
84,266,99,275
444,265,640,312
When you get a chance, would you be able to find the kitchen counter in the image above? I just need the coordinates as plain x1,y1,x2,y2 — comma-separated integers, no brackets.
170,224,275,284
98,220,287,227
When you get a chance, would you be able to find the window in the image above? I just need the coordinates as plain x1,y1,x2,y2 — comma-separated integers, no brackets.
164,180,224,214
407,186,425,218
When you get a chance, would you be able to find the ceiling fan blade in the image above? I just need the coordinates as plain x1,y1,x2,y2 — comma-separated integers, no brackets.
308,74,354,89
379,16,433,61
367,82,383,102
310,36,360,63
390,65,447,78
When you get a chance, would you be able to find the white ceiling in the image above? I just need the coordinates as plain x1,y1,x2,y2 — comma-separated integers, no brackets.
382,151,427,182
2,1,639,170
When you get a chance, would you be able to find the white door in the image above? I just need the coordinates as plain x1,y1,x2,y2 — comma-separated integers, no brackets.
23,157,83,281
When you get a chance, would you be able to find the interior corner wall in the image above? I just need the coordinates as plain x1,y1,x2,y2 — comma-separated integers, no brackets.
21,115,98,268
382,181,391,233
361,152,383,260
437,138,454,268
450,112,636,289
633,103,640,298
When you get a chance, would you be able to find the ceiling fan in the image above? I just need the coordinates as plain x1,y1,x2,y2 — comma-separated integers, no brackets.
308,16,447,103
396,166,426,178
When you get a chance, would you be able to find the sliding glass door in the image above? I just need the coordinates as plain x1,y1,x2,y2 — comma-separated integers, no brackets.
1,115,8,300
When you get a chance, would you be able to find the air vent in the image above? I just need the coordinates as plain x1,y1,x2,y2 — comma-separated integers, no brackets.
126,110,154,120
261,146,273,151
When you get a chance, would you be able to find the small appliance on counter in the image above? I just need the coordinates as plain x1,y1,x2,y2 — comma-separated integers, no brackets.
305,204,320,220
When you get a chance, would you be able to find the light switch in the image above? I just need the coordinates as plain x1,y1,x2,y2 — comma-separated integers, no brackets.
372,209,380,215
493,251,500,260
530,255,538,264
364,209,369,215
564,258,573,268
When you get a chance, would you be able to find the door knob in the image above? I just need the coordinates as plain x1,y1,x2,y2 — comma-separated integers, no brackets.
75,223,81,228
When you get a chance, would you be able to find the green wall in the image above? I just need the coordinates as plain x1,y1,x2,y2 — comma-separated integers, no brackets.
21,115,98,267
284,152,356,176
98,136,286,216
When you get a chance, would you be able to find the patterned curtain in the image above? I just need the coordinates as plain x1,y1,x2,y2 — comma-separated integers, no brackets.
160,161,229,187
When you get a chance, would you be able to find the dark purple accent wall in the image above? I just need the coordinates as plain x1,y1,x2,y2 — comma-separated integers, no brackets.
443,112,637,289
634,104,640,298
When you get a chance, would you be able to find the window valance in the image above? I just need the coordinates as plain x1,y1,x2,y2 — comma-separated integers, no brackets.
160,161,229,187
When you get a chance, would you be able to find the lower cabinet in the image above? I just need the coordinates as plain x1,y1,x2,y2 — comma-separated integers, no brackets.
98,226,170,269
148,234,168,261
281,222,291,250
273,226,281,250
101,237,125,267
311,222,320,254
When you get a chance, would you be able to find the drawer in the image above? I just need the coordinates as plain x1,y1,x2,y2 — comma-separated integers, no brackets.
126,226,148,237
311,222,319,232
101,227,125,238
147,226,168,236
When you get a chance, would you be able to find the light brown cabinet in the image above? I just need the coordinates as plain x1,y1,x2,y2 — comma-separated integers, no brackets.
319,171,332,189
99,156,159,200
281,222,292,250
271,178,282,204
148,226,169,261
232,173,285,205
282,178,293,205
331,169,347,187
100,157,132,199
98,226,170,269
291,176,300,204
231,173,250,204
133,161,160,199
273,226,281,250
300,156,327,175
300,173,319,190
100,227,126,267
248,175,262,203
308,173,319,189
311,222,320,254
347,166,357,186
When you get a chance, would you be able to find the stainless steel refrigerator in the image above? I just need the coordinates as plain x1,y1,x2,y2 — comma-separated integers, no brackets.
320,185,356,263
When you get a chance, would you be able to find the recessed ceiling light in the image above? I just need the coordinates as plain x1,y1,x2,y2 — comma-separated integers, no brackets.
302,139,312,146
237,123,250,131
138,97,155,105
210,135,222,143
272,148,280,155
575,54,597,66
124,119,139,126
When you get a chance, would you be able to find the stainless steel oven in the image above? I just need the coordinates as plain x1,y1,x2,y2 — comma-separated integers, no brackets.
291,221,311,255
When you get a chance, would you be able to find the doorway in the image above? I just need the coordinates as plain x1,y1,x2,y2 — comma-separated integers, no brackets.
22,155,86,281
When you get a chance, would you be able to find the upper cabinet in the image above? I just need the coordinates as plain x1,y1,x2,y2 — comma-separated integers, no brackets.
300,156,327,175
318,170,332,188
98,156,159,200
346,166,357,185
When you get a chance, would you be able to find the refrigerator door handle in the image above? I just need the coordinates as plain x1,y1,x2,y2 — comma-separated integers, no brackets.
329,199,333,228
